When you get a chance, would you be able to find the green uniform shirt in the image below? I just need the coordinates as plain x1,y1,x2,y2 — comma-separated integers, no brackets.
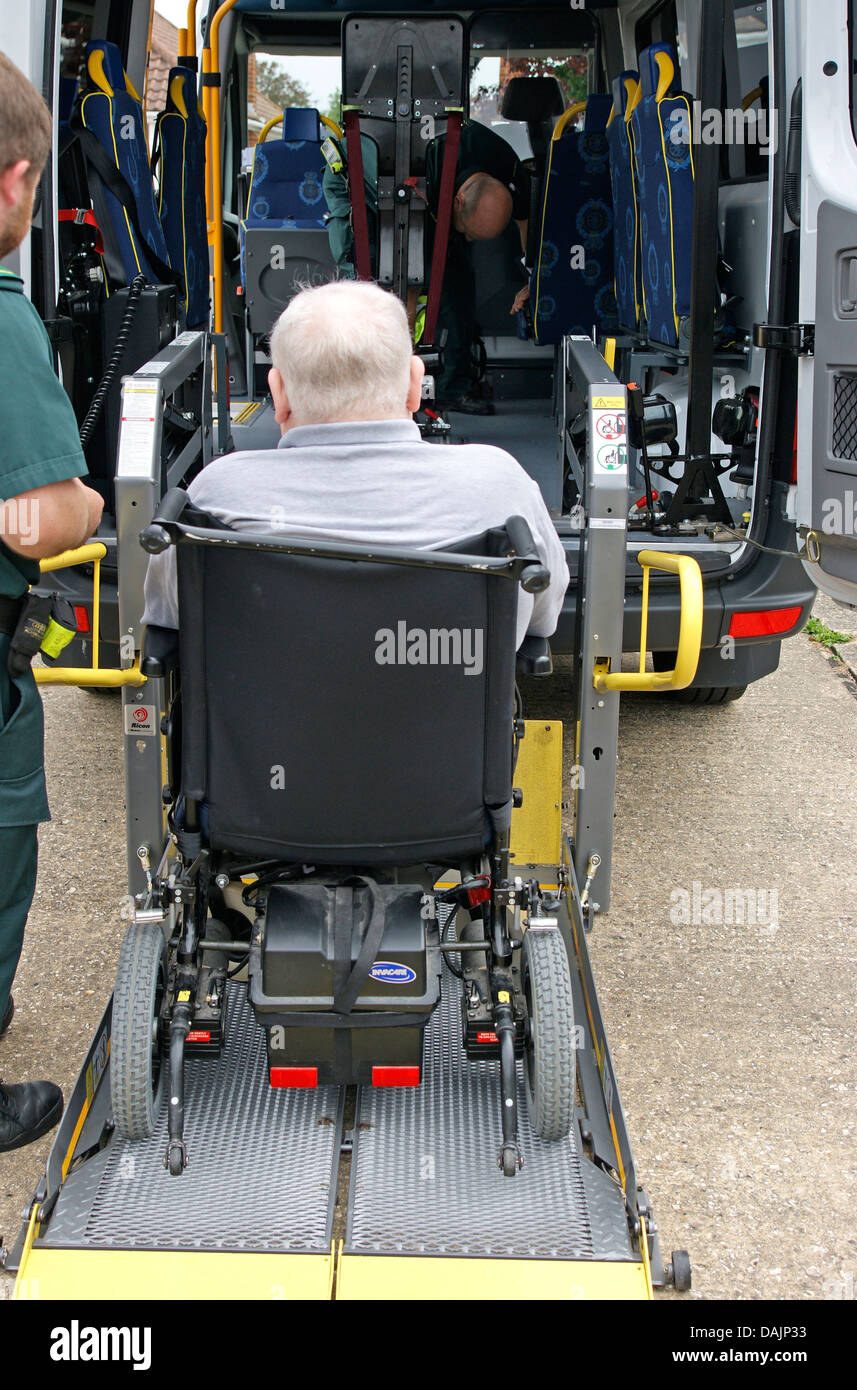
0,268,87,600
0,267,88,826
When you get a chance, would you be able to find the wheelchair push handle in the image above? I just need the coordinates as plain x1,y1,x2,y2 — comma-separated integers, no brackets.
140,488,193,554
505,515,551,594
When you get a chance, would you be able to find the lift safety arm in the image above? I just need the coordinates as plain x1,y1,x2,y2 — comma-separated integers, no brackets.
593,550,703,693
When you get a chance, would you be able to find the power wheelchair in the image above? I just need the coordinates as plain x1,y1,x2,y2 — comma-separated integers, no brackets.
111,488,576,1178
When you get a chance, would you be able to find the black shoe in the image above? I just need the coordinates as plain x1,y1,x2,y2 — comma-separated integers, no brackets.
0,1080,63,1152
0,995,12,1038
441,395,495,416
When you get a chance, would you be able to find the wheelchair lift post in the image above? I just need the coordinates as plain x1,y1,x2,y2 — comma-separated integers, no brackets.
564,335,630,915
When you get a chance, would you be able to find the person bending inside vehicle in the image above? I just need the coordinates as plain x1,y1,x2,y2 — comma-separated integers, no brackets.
323,119,532,415
143,280,567,638
0,53,105,1152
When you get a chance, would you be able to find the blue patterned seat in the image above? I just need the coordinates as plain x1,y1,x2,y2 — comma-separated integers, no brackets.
530,95,619,345
606,71,642,333
74,40,172,289
243,108,327,233
630,44,694,348
239,109,335,337
153,68,209,327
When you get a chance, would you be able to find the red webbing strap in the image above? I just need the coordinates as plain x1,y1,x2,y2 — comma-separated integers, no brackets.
58,208,105,255
344,108,372,282
422,109,463,346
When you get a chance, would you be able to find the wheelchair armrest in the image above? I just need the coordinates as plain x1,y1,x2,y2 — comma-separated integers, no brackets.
141,625,180,679
516,635,553,677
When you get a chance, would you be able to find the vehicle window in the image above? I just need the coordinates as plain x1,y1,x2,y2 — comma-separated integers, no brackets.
246,51,341,146
469,48,593,160
59,6,95,84
635,1,681,81
728,2,770,180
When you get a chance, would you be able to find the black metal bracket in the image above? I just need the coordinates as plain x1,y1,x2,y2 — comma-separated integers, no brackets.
753,322,815,356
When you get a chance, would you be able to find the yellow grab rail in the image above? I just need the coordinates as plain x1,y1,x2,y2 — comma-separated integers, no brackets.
33,543,145,688
257,111,343,146
593,550,703,693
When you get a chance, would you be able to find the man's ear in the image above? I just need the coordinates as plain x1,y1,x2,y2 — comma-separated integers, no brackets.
406,354,426,414
0,159,32,211
268,366,292,429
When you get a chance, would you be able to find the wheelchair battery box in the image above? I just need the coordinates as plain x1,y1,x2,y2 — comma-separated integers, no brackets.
249,882,441,1087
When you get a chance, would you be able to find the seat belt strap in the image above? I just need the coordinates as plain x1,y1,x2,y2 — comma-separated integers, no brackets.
423,109,463,347
344,107,373,282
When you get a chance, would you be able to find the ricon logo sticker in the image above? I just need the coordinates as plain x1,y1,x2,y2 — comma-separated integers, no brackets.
123,703,155,736
368,961,417,985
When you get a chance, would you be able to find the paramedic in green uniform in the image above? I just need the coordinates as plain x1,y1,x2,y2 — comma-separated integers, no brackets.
0,52,104,1151
324,118,531,413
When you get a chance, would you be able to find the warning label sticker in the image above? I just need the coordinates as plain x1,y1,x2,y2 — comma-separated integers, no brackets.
592,394,625,409
595,411,626,442
124,703,155,736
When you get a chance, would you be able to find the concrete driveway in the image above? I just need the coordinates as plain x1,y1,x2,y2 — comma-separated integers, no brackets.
2,604,856,1300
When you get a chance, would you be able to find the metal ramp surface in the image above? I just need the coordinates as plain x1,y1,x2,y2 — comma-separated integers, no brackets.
41,987,341,1255
346,976,634,1264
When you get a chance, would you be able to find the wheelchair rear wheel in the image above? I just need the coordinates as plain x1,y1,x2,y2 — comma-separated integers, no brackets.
111,921,167,1140
521,927,575,1141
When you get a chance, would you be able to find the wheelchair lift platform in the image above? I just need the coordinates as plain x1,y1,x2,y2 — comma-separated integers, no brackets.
12,849,651,1301
8,336,699,1301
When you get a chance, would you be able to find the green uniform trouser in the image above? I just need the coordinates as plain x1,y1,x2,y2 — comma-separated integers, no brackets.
0,825,38,1020
0,633,49,1020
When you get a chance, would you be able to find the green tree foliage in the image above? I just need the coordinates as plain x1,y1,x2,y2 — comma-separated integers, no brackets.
254,59,311,110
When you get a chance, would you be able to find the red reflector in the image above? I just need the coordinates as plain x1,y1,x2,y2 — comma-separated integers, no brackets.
270,1067,317,1088
476,1031,499,1044
186,1029,211,1043
728,606,803,639
371,1066,420,1087
73,605,90,634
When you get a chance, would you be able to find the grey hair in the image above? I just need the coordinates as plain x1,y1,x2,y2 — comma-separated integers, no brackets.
268,281,413,423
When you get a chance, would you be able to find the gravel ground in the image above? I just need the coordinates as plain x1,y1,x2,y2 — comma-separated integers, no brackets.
1,604,856,1301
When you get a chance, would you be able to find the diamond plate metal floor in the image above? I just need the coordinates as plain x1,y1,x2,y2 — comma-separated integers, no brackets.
346,978,635,1262
41,985,341,1253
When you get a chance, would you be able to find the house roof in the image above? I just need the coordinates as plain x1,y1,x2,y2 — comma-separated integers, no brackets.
146,10,179,115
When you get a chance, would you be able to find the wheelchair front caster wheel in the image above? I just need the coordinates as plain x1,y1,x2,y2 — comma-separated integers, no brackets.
111,921,167,1140
500,1144,522,1177
166,1140,187,1176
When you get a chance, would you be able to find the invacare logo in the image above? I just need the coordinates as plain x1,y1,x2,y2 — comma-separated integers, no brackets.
50,1321,151,1371
375,621,484,676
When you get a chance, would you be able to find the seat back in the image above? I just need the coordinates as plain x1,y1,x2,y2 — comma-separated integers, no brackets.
240,107,335,335
174,526,522,867
154,68,208,327
530,94,619,344
245,108,327,229
607,70,642,332
73,40,172,288
630,44,694,347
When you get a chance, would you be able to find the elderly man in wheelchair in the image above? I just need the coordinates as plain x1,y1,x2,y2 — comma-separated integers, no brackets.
123,283,574,1179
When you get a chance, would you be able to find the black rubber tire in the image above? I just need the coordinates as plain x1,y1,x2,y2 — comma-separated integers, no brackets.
651,652,747,705
111,921,167,1141
521,928,576,1141
672,1249,692,1292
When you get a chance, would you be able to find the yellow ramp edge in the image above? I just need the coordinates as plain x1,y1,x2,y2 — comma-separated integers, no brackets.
336,1255,650,1300
509,720,563,867
15,1249,334,1301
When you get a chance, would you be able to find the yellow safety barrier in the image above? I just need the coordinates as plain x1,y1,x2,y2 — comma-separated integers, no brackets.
33,543,145,689
593,550,703,693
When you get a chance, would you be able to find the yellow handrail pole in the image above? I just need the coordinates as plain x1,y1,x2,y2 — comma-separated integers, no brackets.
257,112,283,145
593,551,703,693
206,0,240,333
178,29,187,59
38,543,108,573
186,1,199,58
202,46,213,229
